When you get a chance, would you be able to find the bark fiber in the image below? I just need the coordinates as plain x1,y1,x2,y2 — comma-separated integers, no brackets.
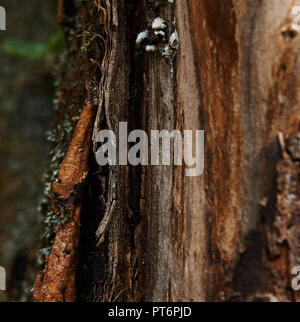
35,0,300,302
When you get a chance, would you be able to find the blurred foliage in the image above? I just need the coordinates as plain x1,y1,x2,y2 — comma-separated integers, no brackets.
2,30,65,59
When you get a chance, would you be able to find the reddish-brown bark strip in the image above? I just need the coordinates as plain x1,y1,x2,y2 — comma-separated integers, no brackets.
34,205,81,302
172,0,300,301
33,104,96,302
51,104,95,204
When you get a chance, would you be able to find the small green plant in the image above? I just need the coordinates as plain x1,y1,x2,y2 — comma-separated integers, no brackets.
2,30,65,59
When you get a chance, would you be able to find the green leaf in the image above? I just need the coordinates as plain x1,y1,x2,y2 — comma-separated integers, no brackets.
3,39,49,59
2,31,65,60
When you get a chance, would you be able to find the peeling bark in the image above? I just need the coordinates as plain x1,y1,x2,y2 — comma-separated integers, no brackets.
33,104,96,302
34,0,300,302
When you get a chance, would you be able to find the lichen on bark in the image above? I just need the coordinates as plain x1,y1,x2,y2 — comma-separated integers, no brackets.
34,0,300,302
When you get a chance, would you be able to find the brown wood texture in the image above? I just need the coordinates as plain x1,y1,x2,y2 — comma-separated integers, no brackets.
34,0,300,302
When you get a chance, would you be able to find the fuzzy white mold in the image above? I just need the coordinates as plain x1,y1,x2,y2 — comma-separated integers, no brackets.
152,17,167,30
162,45,173,58
136,30,149,45
169,30,179,49
154,30,166,38
145,45,157,52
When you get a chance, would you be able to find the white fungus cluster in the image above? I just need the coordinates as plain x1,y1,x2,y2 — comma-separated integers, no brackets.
169,30,179,49
152,17,167,30
145,45,157,52
136,30,150,45
162,30,179,60
136,15,179,62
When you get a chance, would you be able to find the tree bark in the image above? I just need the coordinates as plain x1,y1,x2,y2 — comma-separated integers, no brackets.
34,0,300,302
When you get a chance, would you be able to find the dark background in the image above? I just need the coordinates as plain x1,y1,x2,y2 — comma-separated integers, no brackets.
0,0,57,301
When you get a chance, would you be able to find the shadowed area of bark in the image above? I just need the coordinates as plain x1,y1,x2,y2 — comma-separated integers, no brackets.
34,0,300,302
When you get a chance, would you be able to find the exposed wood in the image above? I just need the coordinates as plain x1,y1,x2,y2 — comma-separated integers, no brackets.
34,0,300,302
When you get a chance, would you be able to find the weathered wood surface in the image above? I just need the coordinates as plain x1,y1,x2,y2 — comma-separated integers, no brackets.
35,0,300,302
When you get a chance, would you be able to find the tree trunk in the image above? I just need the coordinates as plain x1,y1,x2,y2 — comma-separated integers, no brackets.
34,0,300,302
